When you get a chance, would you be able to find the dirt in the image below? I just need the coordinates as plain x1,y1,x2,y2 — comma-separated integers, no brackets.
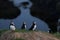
0,31,59,40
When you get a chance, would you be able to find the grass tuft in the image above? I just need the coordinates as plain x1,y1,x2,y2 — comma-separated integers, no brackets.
15,38,25,40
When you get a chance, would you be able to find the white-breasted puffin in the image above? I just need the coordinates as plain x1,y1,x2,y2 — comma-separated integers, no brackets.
29,21,37,31
21,22,26,29
9,21,16,31
57,19,60,32
48,28,52,33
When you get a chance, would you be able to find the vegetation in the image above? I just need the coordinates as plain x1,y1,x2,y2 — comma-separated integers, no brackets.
53,32,60,39
15,29,35,33
0,29,37,36
15,38,25,40
15,29,28,32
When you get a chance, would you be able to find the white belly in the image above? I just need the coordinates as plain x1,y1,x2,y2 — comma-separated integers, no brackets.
25,25,27,29
33,25,37,31
10,25,16,30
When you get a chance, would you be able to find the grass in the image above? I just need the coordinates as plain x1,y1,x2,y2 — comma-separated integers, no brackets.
0,29,36,36
53,32,60,39
15,29,28,32
15,29,35,33
15,38,25,40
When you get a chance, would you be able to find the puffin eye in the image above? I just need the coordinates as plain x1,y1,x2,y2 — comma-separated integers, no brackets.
22,2,29,6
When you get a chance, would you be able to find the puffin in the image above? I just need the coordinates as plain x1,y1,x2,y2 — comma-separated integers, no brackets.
29,21,37,31
9,21,16,31
21,22,26,29
57,19,60,32
48,28,52,33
